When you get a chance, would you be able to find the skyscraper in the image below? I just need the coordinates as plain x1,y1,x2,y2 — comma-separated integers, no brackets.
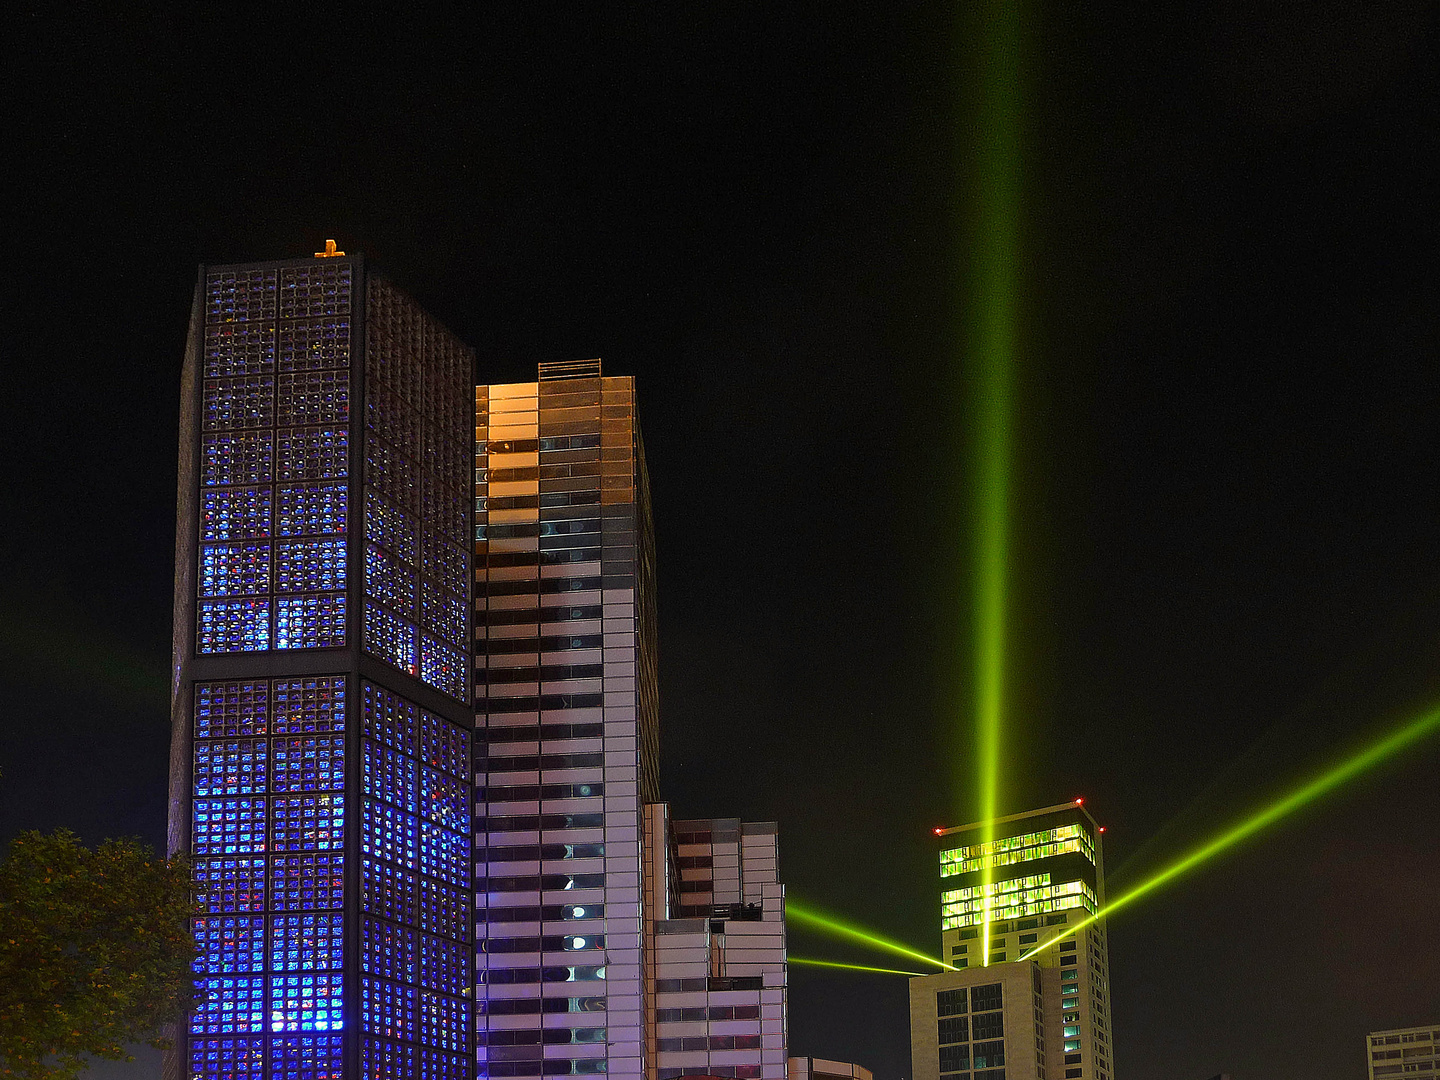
910,801,1114,1080
168,250,475,1080
472,360,659,1080
472,363,789,1080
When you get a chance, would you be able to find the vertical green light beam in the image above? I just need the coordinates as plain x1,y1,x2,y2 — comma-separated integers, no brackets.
1018,702,1440,961
968,0,1023,967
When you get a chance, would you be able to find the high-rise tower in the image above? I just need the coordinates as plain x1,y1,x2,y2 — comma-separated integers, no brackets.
910,801,1114,1080
472,360,660,1080
168,251,475,1080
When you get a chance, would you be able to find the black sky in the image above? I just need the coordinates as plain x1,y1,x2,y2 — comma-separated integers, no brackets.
3,4,1440,1079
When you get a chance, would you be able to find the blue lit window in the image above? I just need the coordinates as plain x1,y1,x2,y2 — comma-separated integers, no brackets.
205,322,275,377
365,491,417,564
364,603,417,675
419,823,468,888
365,543,416,618
420,636,467,701
420,583,467,649
190,1036,265,1080
278,370,349,427
362,798,418,870
273,676,346,735
362,683,418,755
276,540,347,593
193,797,267,856
272,736,345,793
202,487,272,542
419,766,467,832
191,975,266,1034
363,739,417,810
275,593,346,650
418,1049,468,1080
194,739,267,796
361,858,417,925
278,317,350,372
193,916,265,974
362,1037,415,1080
362,917,417,984
203,376,275,431
270,913,345,971
419,933,468,997
277,484,348,537
420,535,467,603
207,268,276,325
199,543,271,598
202,431,274,487
269,1033,344,1080
418,878,467,941
420,712,467,778
270,853,345,911
198,599,271,653
278,427,349,481
195,680,269,738
418,990,467,1053
195,857,267,913
361,976,415,1041
271,794,345,851
269,972,344,1032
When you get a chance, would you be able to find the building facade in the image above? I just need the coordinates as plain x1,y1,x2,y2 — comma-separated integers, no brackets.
472,360,660,1080
168,252,476,1080
910,802,1113,1080
649,813,788,1080
1368,1024,1440,1079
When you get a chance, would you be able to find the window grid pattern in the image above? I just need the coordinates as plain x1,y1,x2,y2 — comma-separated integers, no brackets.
419,1050,468,1080
192,975,266,1034
269,1033,344,1080
191,1036,266,1080
362,1037,416,1080
269,972,344,1032
203,487,272,541
362,277,470,702
196,264,351,656
270,914,344,971
194,917,266,974
420,766,467,832
362,917,417,983
196,857,267,914
276,540,347,593
194,739,268,796
357,676,470,1062
271,794,345,852
362,976,416,1042
278,370,349,427
277,484,347,538
189,676,349,1054
272,736,345,793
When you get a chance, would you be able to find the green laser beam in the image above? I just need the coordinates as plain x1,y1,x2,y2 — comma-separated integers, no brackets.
789,957,925,977
785,899,955,971
1018,702,1440,961
967,0,1023,968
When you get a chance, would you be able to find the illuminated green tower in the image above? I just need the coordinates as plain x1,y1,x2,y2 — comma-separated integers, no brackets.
910,801,1114,1080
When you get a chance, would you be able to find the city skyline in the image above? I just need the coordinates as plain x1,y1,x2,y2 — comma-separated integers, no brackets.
5,7,1440,1080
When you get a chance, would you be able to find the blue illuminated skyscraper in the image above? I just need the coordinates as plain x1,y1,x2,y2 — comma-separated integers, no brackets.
167,249,475,1080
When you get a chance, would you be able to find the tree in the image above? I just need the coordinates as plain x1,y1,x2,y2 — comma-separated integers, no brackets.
0,829,198,1080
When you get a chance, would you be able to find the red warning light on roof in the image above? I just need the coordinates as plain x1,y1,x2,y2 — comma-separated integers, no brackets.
933,827,945,835
1074,797,1084,805
1099,827,1106,833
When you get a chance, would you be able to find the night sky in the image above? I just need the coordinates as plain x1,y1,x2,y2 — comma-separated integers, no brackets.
4,4,1440,1079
